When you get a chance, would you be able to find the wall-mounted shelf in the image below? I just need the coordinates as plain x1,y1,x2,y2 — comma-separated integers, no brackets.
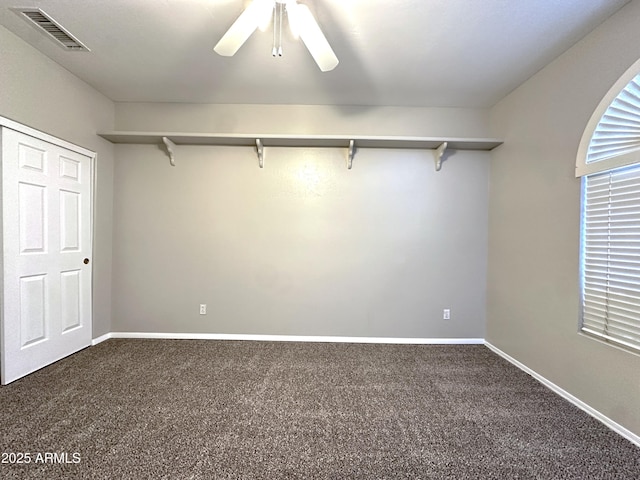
98,131,503,170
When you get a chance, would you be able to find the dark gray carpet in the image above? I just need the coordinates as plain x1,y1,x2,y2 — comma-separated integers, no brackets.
0,340,638,479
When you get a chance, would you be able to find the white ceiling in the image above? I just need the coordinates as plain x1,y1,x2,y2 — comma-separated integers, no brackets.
0,0,630,108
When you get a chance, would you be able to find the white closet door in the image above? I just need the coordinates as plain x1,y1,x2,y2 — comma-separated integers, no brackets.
1,127,92,384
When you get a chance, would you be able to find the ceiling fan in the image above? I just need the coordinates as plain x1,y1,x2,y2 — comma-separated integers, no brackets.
214,0,339,72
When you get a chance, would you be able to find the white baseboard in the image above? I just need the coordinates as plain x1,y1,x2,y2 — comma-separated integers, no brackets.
91,332,113,346
104,332,485,345
485,341,640,448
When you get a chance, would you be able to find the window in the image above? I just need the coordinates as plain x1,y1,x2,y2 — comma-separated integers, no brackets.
577,62,640,352
581,163,640,350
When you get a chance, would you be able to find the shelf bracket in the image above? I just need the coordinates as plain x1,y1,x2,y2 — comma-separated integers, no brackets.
256,138,264,168
347,139,355,169
162,136,176,167
434,141,448,172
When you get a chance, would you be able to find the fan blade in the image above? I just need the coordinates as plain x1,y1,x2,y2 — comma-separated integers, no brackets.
214,0,274,56
288,3,338,72
285,0,300,39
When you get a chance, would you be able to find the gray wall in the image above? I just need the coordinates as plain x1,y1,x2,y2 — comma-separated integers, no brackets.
111,104,490,337
487,1,640,437
0,25,115,338
114,103,493,138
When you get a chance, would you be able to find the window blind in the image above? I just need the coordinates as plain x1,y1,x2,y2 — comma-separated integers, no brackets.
576,65,640,178
586,74,640,166
582,162,640,351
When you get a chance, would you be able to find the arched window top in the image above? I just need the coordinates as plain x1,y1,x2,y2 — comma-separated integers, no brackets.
577,59,640,177
586,74,640,164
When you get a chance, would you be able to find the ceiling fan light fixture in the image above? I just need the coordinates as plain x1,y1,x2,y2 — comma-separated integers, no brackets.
214,0,338,72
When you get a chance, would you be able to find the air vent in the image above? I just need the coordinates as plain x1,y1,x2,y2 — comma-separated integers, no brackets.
14,8,90,51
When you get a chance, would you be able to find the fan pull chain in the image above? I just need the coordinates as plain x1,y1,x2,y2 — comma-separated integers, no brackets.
272,2,283,57
277,2,283,56
271,3,277,56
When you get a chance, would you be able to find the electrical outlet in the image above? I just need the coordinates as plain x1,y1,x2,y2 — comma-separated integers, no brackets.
199,304,207,315
443,308,450,320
